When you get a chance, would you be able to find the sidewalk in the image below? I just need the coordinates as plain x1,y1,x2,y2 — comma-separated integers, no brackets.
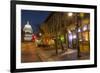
36,47,57,61
36,47,78,62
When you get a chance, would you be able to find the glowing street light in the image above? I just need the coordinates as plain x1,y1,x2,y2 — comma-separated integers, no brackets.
39,33,42,36
68,30,71,34
78,28,81,32
68,12,73,17
73,35,76,39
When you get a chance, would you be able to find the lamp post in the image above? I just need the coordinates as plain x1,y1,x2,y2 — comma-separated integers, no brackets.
67,12,73,49
76,13,81,58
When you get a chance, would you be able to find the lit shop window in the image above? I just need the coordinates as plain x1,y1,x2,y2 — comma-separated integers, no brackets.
83,32,89,41
82,24,90,41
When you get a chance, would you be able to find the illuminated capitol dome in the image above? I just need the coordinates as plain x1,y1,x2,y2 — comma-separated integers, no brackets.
23,21,33,33
23,21,33,41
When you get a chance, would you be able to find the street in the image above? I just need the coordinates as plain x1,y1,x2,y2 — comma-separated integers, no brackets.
21,42,41,63
21,42,90,63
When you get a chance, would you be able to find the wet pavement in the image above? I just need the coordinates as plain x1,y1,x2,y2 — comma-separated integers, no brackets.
21,42,90,63
21,42,41,63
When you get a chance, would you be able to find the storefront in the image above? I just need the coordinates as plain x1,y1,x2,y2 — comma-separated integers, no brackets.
67,24,90,54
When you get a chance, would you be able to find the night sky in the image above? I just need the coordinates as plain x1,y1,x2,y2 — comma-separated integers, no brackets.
21,10,51,34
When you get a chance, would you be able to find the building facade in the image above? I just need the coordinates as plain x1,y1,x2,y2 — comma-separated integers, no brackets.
40,12,90,55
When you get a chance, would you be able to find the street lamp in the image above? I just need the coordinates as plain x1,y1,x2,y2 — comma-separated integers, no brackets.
39,33,42,36
67,13,73,49
68,30,71,34
78,28,81,32
68,12,73,17
73,35,76,39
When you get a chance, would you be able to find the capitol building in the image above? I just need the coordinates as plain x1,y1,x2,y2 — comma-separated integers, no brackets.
23,21,33,41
